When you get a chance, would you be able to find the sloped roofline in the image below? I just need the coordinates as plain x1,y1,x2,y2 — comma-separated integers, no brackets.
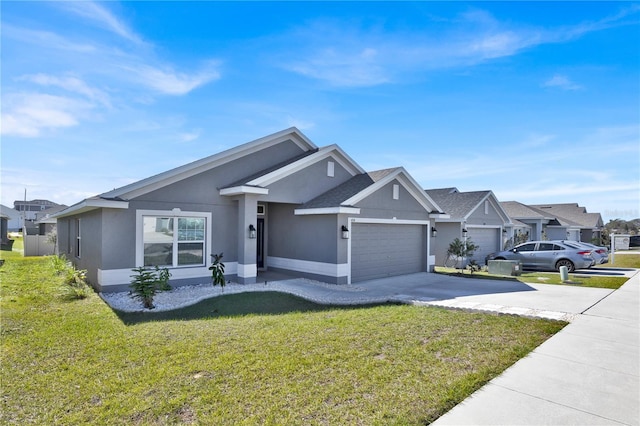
246,144,364,187
463,191,512,223
100,127,317,201
343,167,445,214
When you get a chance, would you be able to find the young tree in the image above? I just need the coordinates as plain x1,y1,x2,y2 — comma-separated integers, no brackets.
446,237,479,273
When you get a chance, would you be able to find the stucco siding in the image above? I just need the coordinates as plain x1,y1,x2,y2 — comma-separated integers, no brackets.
264,158,354,204
432,222,461,266
467,201,505,225
355,180,429,220
268,203,338,263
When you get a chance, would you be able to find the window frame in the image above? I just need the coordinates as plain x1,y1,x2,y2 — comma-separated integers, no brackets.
75,218,81,258
136,209,212,269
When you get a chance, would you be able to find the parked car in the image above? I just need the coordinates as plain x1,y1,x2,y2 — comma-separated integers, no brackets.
630,235,640,248
561,241,609,265
486,240,594,272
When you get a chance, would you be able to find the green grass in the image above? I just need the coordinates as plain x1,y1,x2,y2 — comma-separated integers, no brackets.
1,253,566,425
603,252,640,269
435,253,638,290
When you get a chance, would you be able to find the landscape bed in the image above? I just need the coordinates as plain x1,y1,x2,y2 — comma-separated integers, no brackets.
2,250,567,424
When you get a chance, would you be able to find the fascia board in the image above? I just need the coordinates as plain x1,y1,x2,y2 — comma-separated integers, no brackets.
294,207,361,215
101,127,316,200
429,213,452,220
53,199,129,218
219,186,270,196
248,145,365,187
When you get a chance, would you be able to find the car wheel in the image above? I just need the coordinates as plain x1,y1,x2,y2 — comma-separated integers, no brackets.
556,259,575,272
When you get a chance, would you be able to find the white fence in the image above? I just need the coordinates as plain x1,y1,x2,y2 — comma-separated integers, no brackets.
24,235,55,256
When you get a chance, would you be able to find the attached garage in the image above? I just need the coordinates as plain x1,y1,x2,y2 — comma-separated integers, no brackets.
467,227,500,265
351,222,427,282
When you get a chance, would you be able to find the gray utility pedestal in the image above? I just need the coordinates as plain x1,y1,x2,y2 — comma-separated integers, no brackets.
487,260,522,276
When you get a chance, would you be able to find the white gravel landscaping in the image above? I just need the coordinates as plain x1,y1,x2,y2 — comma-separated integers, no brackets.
101,279,368,312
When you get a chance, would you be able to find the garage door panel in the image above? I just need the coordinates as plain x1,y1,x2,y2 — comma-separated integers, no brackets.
351,223,425,282
467,228,500,264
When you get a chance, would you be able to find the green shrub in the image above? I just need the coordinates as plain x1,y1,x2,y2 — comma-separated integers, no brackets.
51,255,91,300
209,252,226,289
129,266,172,309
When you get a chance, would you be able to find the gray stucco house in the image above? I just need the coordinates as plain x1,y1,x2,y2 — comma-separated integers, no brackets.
55,128,445,292
425,188,512,266
501,202,603,243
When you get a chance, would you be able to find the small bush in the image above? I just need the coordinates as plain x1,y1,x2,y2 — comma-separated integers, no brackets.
209,252,226,289
129,266,172,309
50,255,91,300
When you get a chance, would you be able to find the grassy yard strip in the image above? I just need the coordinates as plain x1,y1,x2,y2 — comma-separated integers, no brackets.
601,253,640,269
2,254,565,425
435,266,632,289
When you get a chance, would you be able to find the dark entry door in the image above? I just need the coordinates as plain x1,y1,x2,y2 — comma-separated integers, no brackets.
257,218,265,268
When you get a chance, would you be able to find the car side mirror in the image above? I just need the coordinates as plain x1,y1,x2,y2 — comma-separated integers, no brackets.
512,248,517,253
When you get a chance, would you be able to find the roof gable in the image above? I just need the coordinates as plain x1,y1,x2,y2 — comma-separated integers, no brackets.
296,167,445,215
427,188,511,223
101,127,317,200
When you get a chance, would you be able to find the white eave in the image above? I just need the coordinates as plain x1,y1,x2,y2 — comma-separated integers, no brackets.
53,199,129,218
294,207,361,215
428,213,450,219
219,186,270,196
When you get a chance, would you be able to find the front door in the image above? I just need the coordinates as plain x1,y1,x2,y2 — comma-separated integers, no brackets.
256,218,265,269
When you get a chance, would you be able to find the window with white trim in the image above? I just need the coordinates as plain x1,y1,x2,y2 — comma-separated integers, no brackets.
142,215,206,267
75,218,81,258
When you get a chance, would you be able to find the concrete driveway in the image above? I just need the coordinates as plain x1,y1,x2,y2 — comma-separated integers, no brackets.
351,272,617,321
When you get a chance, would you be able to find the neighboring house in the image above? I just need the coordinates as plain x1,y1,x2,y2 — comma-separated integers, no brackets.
54,128,446,293
0,204,21,232
14,199,60,221
425,188,512,266
0,213,13,251
529,203,604,243
501,201,604,243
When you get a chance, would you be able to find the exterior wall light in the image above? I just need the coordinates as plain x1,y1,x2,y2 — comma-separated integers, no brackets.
341,225,350,239
249,224,256,239
431,227,437,238
462,228,468,238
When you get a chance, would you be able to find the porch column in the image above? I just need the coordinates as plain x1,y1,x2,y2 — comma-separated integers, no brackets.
237,194,259,284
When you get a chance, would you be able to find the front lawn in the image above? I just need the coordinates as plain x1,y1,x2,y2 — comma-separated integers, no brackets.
435,258,636,289
1,254,565,425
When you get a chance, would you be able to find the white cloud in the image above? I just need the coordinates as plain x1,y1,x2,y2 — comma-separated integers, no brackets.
2,24,97,53
279,5,638,86
178,130,201,143
18,73,112,107
124,63,221,95
60,1,145,45
1,93,92,137
290,47,389,87
542,74,583,91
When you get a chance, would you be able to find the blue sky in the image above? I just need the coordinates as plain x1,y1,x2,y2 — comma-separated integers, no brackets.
2,1,639,222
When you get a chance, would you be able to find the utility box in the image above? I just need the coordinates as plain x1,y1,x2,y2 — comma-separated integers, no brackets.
488,260,522,276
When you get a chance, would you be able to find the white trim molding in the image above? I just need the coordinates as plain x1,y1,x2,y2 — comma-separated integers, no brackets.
267,256,349,278
220,186,270,196
237,263,257,278
135,209,212,268
294,207,361,216
54,198,129,219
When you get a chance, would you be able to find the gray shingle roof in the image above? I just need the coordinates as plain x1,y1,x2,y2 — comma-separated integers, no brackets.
221,149,318,189
300,173,376,209
530,203,603,228
425,188,490,219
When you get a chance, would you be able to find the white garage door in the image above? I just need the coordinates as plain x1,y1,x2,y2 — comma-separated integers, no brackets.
351,223,426,282
467,227,500,265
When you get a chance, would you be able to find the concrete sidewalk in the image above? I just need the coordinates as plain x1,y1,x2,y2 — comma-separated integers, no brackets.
432,271,640,425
